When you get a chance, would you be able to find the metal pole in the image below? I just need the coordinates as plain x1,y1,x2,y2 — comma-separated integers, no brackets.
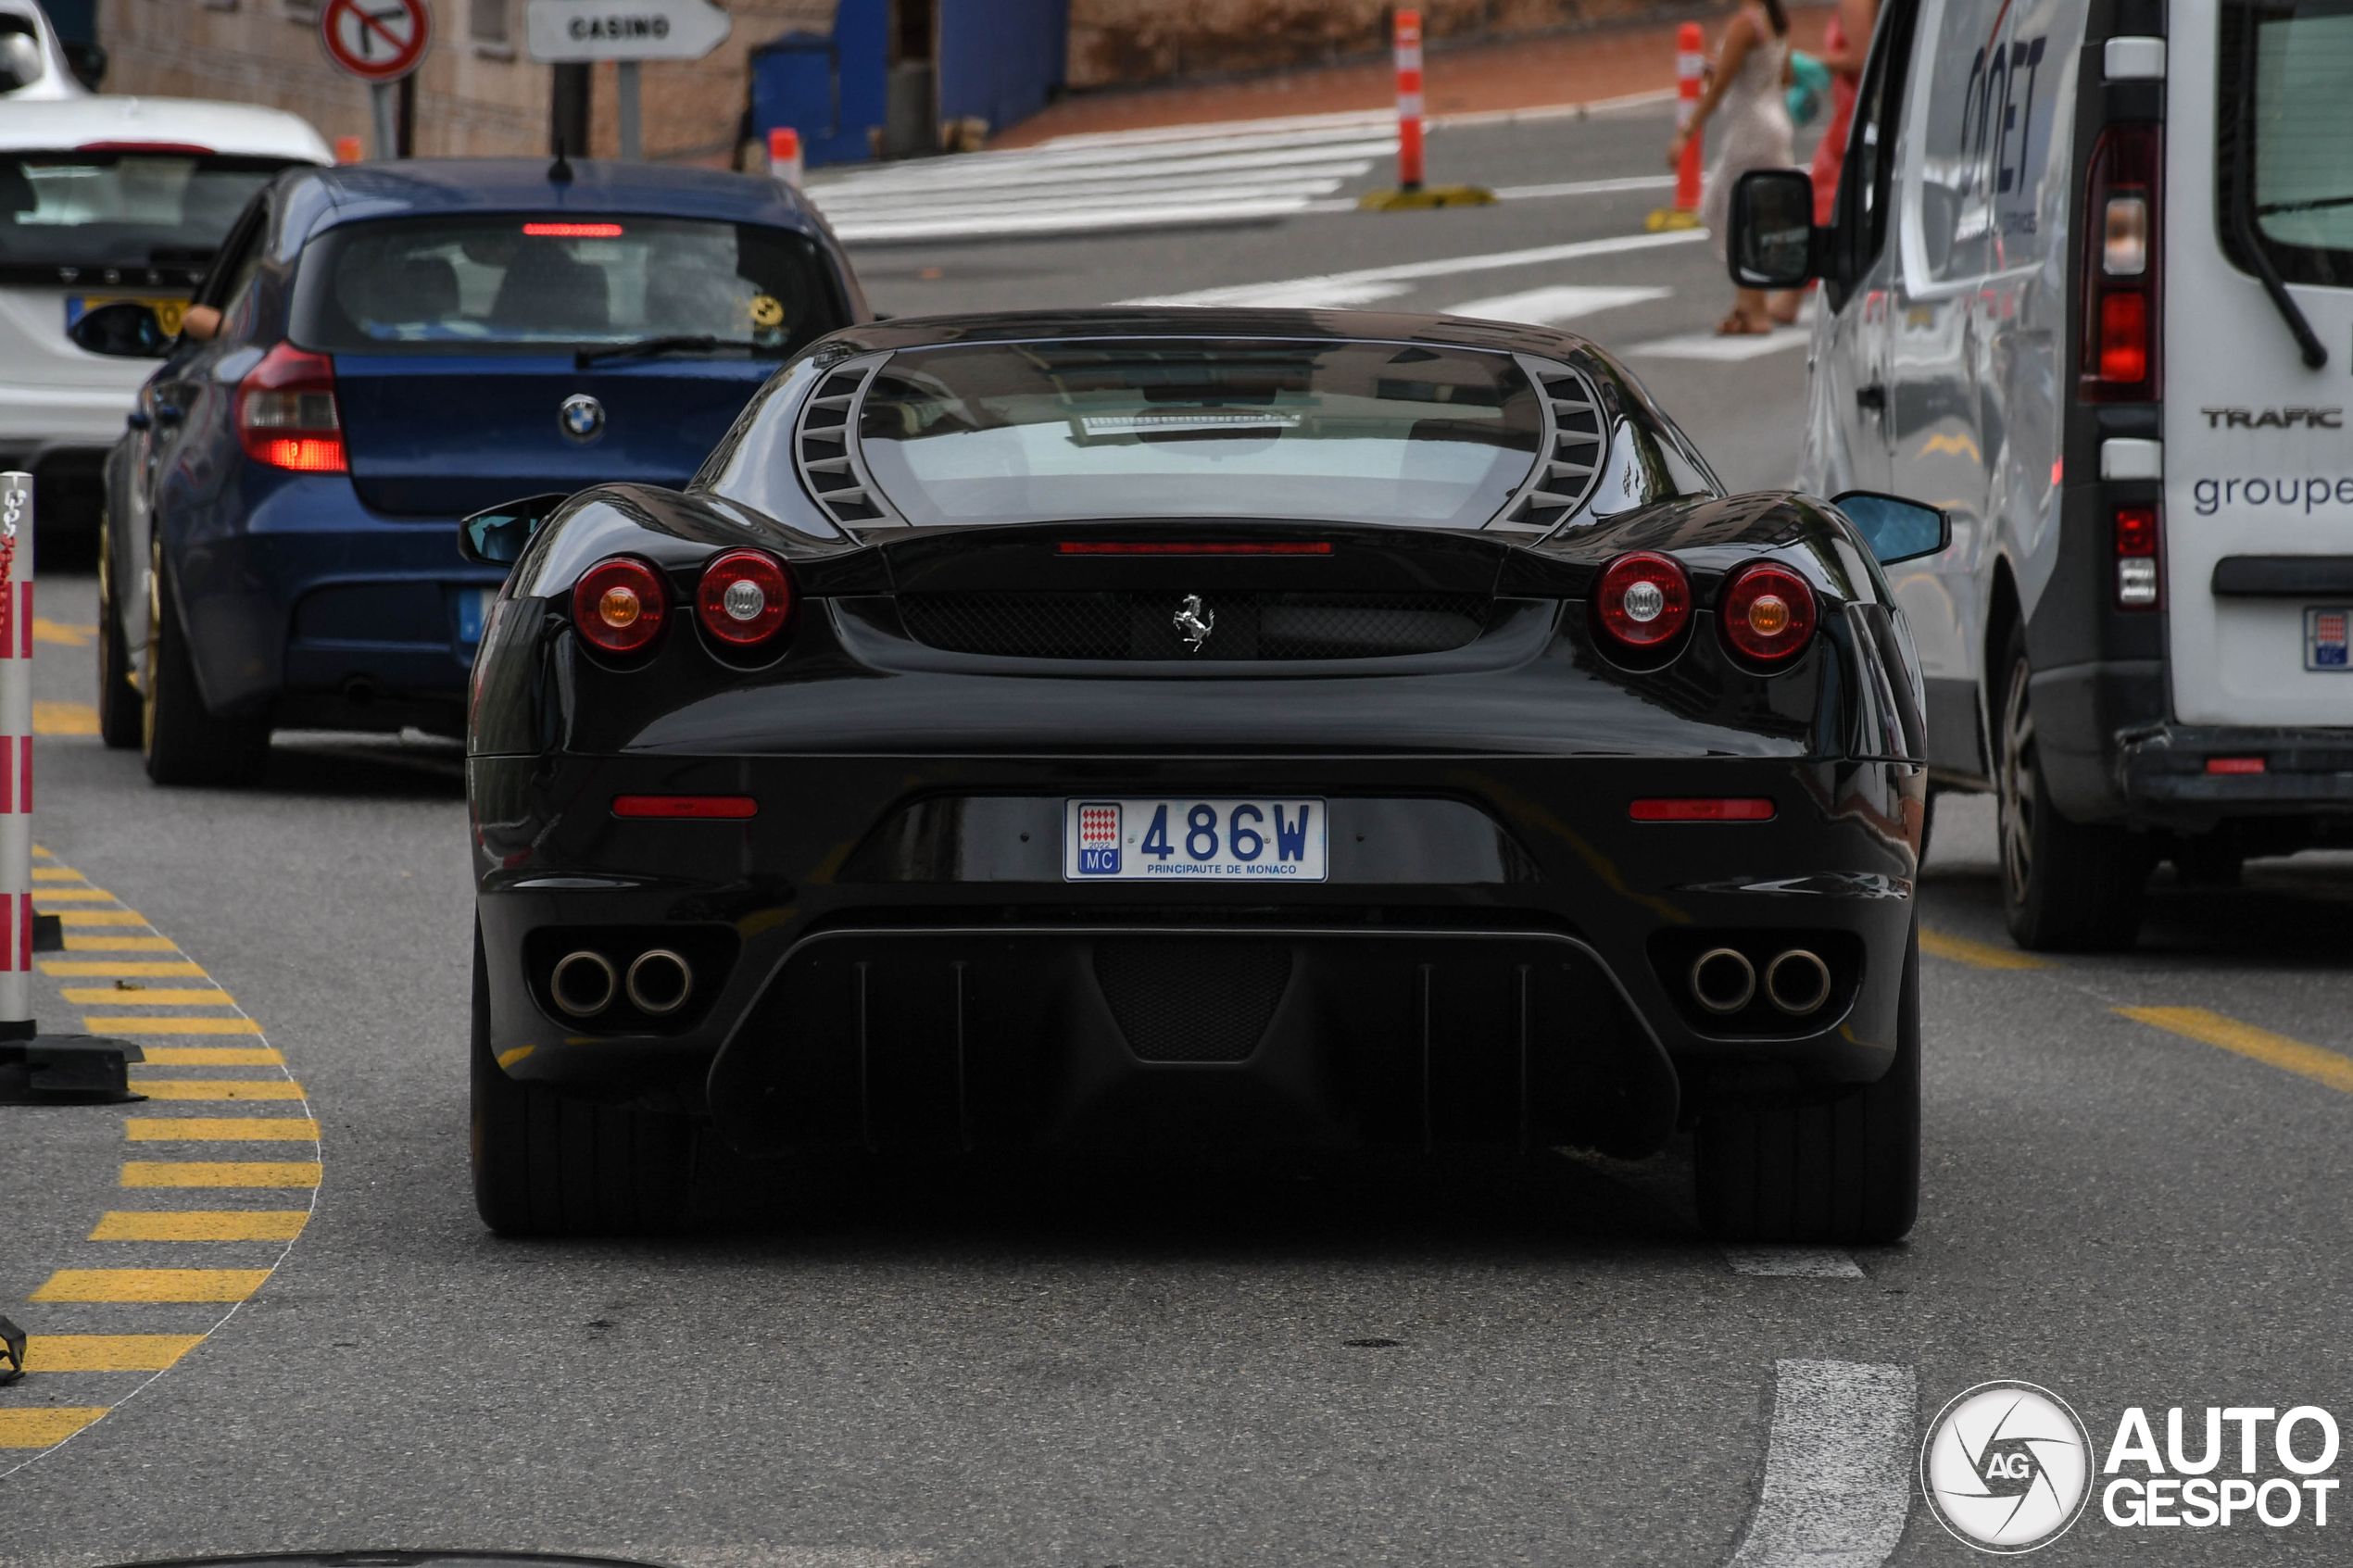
617,60,643,160
371,80,399,160
0,471,31,1037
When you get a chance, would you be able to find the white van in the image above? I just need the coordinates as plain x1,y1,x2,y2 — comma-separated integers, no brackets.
1730,0,2353,949
0,95,329,540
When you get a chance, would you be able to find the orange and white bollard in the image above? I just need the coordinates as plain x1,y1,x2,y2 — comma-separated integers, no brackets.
1394,8,1425,193
1648,22,1708,231
334,134,364,165
0,472,28,1035
768,126,804,189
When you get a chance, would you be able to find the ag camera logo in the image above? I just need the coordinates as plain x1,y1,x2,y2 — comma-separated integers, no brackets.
1921,1381,2094,1552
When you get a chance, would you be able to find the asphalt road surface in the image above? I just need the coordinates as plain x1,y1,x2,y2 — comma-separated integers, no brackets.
7,105,2353,1568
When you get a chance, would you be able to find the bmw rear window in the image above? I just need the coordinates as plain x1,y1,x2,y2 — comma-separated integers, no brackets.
292,214,846,355
850,340,1544,529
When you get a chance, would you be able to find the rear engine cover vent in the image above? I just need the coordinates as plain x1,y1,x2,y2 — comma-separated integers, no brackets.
1496,357,1608,533
899,591,1491,661
1094,940,1293,1063
793,354,899,527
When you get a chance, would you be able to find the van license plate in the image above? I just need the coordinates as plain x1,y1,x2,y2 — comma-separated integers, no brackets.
1064,798,1327,882
2307,608,2350,671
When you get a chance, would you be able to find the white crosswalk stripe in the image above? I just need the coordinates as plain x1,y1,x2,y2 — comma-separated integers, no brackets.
805,122,1390,244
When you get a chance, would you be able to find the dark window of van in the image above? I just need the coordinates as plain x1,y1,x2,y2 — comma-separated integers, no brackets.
2220,0,2353,288
1830,0,1924,298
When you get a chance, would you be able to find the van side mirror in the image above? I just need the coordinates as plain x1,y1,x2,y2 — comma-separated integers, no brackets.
1728,169,1822,290
459,493,570,565
69,301,174,358
1832,491,1950,565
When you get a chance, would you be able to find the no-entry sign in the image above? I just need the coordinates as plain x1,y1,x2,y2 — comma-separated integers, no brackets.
321,0,434,82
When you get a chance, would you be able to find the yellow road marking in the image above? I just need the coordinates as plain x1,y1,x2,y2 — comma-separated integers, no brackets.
65,987,233,1006
0,1410,108,1448
30,1268,271,1302
121,1161,320,1188
55,910,149,926
64,935,178,951
41,961,208,977
32,617,95,646
23,1335,205,1371
32,888,120,902
90,1210,308,1241
126,1079,303,1101
31,867,86,881
31,701,100,736
124,1117,317,1141
1920,927,2053,971
139,1047,283,1065
2117,1006,2353,1096
85,1017,261,1035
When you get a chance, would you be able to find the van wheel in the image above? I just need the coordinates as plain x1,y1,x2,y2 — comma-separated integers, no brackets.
142,545,270,784
1995,627,2146,949
471,924,697,1236
1693,922,1920,1245
94,516,143,749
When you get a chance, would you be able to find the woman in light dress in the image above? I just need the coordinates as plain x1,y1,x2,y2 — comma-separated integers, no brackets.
1667,0,1798,334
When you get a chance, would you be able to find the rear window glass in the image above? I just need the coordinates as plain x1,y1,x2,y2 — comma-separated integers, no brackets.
0,154,287,282
2221,0,2353,287
851,340,1543,529
293,214,845,356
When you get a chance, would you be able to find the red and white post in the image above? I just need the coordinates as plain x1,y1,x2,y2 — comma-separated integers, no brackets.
1674,21,1705,214
1393,8,1425,193
0,471,31,1036
768,126,804,189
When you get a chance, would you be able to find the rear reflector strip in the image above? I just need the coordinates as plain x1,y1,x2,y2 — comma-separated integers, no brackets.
2206,758,2266,775
1057,542,1333,555
1629,797,1776,822
611,795,758,819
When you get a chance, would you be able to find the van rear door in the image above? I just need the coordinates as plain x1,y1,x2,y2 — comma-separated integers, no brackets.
2166,0,2353,727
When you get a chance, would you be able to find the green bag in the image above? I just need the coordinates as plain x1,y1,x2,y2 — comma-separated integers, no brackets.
1786,50,1832,127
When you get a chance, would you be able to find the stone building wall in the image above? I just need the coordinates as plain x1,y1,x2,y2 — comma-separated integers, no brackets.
1065,0,1675,90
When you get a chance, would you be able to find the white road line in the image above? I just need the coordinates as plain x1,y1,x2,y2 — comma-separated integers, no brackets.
1727,1360,1917,1568
1442,282,1670,326
1119,227,1709,307
809,140,1391,195
1722,1247,1868,1278
1624,325,1811,361
1489,174,1677,201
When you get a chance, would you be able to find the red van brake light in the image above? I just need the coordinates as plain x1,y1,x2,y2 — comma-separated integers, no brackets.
236,343,346,471
2080,124,2162,402
1592,551,1692,651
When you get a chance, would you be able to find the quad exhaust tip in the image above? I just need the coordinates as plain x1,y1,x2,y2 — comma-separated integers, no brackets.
1764,948,1832,1016
549,950,618,1018
625,948,693,1016
1690,947,1755,1014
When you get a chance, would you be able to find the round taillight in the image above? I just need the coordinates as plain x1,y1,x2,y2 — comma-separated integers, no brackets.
1592,551,1692,652
695,548,795,647
1720,562,1818,664
572,557,667,655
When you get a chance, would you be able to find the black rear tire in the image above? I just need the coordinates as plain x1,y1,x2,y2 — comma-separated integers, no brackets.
471,924,697,1236
94,514,142,749
1694,922,1920,1245
1995,623,2147,949
142,545,270,784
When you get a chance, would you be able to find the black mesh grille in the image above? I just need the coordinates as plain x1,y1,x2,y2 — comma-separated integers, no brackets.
898,592,1490,661
1093,940,1293,1062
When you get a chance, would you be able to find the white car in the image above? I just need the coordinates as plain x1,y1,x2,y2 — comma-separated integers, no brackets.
0,0,88,102
1731,0,2353,950
0,94,329,541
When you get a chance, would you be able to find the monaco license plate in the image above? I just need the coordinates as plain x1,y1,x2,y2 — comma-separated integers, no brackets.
2307,607,2351,671
1064,797,1327,882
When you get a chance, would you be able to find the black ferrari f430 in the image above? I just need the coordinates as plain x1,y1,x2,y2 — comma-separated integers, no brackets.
461,310,1947,1244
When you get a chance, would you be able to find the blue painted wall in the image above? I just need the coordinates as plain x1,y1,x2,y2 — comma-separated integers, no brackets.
751,0,1066,169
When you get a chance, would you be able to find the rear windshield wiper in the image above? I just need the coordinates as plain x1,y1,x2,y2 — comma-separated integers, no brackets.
574,333,728,370
2232,22,2329,370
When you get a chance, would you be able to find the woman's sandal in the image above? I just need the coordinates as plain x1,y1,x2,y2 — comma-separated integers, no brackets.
1715,311,1773,336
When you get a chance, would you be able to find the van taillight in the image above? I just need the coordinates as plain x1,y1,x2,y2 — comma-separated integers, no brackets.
2114,505,2159,609
2080,126,2161,402
237,343,346,471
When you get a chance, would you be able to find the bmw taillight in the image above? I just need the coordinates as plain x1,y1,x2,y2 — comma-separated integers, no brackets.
573,557,667,655
1719,563,1818,664
236,343,346,471
1592,551,1692,653
695,548,795,648
2080,125,2161,401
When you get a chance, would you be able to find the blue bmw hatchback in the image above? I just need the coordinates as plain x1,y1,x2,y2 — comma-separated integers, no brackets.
92,156,866,782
